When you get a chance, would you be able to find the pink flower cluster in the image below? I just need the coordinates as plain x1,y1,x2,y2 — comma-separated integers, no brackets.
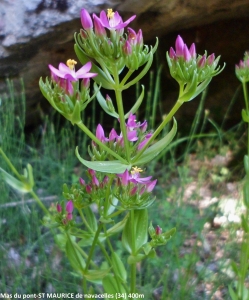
235,52,249,82
95,113,152,150
117,168,157,196
123,28,143,55
236,55,249,71
169,35,215,67
79,169,109,194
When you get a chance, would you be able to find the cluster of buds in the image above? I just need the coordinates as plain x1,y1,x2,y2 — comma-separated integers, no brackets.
147,222,176,248
54,200,74,226
235,51,249,83
62,170,110,209
39,60,97,124
78,8,157,75
90,113,152,161
166,35,224,101
115,167,157,210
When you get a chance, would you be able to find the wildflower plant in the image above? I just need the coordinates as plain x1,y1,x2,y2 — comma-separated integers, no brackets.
229,52,249,300
0,8,224,295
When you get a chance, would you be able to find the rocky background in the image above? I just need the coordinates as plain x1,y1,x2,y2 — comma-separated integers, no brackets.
1,0,249,130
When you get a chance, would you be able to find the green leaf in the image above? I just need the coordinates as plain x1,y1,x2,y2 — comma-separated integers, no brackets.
228,285,239,300
244,155,249,174
65,235,86,272
105,214,129,236
54,233,68,251
187,77,212,102
94,83,119,118
0,167,32,193
242,109,249,123
127,254,146,264
241,214,249,233
122,209,148,254
132,118,177,165
84,206,98,232
74,42,114,90
230,261,239,276
161,227,176,240
111,252,127,282
102,274,126,294
124,85,145,119
84,269,110,283
179,72,198,102
243,179,249,209
71,100,82,125
75,147,131,173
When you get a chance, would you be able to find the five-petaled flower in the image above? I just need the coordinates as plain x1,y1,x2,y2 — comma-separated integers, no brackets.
92,9,136,30
49,61,97,82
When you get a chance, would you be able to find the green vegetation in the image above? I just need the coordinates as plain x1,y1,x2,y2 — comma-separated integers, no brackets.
0,78,245,299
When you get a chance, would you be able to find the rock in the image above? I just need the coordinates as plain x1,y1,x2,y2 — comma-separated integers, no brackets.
0,0,249,129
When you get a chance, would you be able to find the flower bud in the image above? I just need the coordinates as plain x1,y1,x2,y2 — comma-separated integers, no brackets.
183,44,191,62
79,177,85,186
86,185,92,194
155,225,162,235
66,200,74,214
93,14,107,37
123,40,132,55
56,203,62,213
175,35,184,56
81,9,93,31
198,55,206,68
189,43,196,58
207,53,215,65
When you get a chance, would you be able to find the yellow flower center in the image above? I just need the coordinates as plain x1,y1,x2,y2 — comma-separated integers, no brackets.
107,8,115,19
66,59,77,70
131,166,143,175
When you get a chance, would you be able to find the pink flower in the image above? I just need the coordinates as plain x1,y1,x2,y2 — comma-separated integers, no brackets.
48,61,97,82
137,133,152,150
146,179,157,192
93,9,136,30
96,124,108,143
109,128,118,141
119,169,129,186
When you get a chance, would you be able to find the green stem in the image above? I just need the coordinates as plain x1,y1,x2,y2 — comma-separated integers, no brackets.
113,67,131,162
76,121,127,164
132,99,184,164
130,209,136,293
120,69,135,87
29,190,49,215
242,81,249,157
84,222,103,271
0,147,22,179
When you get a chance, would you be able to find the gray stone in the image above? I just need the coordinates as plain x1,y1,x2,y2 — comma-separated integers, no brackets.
0,0,249,127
